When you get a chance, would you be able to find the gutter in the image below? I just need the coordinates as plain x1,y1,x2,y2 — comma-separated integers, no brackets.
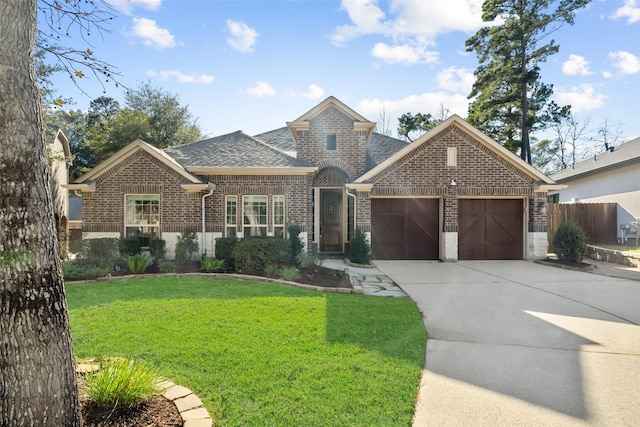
201,183,216,257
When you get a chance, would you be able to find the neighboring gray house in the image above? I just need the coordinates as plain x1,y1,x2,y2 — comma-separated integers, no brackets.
550,136,640,238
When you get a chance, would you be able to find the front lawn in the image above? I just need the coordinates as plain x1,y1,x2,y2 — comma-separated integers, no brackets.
67,277,426,426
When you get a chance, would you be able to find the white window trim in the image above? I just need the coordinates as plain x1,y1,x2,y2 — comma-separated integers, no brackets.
225,195,237,237
242,195,268,237
124,194,160,240
273,195,285,238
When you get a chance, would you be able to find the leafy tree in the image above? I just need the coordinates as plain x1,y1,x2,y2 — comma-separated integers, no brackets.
1,0,81,424
466,0,589,164
125,81,204,149
397,112,438,142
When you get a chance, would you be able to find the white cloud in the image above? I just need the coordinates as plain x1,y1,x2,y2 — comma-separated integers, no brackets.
357,92,470,132
331,0,485,64
611,0,640,24
436,66,475,93
226,20,259,53
602,71,614,79
610,51,640,74
107,0,161,15
555,84,605,112
371,42,438,64
147,70,214,84
130,17,175,49
286,84,326,99
562,54,592,76
246,81,276,97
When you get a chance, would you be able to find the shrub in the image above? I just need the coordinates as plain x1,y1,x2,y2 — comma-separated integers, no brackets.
77,238,119,267
553,221,587,263
62,261,111,281
288,224,304,266
349,228,371,265
215,237,239,269
119,237,143,257
297,250,317,270
175,228,199,266
282,266,298,282
200,257,224,273
149,237,166,261
84,358,163,412
233,237,289,274
127,252,153,274
264,264,277,277
159,260,176,273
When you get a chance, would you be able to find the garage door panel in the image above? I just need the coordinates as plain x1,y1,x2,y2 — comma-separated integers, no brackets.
372,198,439,260
459,199,523,260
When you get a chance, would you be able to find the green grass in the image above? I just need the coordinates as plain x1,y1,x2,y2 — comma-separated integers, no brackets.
591,244,640,253
66,277,427,426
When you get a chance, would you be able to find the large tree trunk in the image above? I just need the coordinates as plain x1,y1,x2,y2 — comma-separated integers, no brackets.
0,1,80,425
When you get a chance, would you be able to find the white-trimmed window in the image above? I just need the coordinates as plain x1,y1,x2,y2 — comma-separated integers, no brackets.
273,195,285,238
225,195,237,237
125,194,160,246
243,195,268,237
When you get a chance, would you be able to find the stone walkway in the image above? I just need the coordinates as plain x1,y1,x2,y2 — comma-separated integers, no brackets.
319,258,408,297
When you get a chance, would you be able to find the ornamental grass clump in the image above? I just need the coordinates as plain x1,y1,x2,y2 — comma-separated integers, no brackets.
200,257,224,273
553,221,588,263
127,252,153,274
84,359,163,412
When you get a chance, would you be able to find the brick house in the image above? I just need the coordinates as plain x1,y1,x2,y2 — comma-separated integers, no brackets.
67,96,560,261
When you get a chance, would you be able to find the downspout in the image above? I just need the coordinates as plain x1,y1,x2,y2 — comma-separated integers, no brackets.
201,184,215,257
346,190,357,241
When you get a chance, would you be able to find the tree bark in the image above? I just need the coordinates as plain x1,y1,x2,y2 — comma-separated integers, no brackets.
0,1,80,426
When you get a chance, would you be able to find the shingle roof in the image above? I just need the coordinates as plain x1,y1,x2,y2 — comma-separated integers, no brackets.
366,133,409,171
551,136,640,182
253,127,296,154
164,130,314,169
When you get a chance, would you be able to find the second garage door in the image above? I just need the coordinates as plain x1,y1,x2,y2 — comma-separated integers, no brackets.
458,199,524,260
371,198,439,260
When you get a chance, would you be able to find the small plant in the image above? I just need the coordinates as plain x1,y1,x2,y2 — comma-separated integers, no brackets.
175,228,199,266
288,224,304,266
282,266,298,281
349,228,371,265
84,358,163,413
159,260,176,273
297,250,317,269
127,252,153,274
149,237,166,261
62,261,111,280
200,257,224,273
264,264,277,277
553,221,587,263
119,236,143,257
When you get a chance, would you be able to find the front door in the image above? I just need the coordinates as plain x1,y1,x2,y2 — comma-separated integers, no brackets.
320,189,342,252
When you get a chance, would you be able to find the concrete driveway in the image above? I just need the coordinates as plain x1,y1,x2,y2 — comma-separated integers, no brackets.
375,261,640,426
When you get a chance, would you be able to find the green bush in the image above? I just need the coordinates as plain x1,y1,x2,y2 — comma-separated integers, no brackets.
233,237,289,274
175,228,199,266
282,266,298,282
288,224,304,266
215,237,239,269
553,221,587,263
77,238,119,267
127,253,153,274
62,261,111,281
349,228,371,265
84,358,163,412
200,257,224,273
149,237,166,261
264,264,277,277
119,237,143,257
159,260,176,273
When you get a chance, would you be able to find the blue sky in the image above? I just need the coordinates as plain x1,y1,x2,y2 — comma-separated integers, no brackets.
45,0,640,146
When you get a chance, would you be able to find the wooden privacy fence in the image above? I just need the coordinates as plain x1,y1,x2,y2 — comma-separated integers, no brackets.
547,203,618,250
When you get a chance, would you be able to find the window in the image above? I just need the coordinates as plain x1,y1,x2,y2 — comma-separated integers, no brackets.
273,195,285,238
327,134,336,150
243,195,268,237
226,196,237,237
125,194,160,246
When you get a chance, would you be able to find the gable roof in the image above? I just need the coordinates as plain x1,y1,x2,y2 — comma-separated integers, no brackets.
551,136,640,182
366,133,410,171
253,127,296,155
164,130,316,174
71,139,204,185
355,114,556,185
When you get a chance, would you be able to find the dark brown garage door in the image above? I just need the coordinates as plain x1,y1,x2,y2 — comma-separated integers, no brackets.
371,198,439,260
458,199,523,260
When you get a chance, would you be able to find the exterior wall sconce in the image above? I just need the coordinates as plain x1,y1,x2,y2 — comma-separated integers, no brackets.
450,179,457,186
